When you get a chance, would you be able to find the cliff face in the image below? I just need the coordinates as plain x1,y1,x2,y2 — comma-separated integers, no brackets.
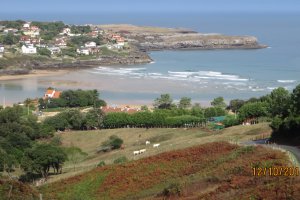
99,24,266,51
127,32,265,51
140,35,264,50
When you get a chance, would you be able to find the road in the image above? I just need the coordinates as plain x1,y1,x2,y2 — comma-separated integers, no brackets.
243,139,300,165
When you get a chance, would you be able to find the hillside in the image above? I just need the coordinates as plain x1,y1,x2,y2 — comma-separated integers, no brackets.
0,178,39,200
44,123,272,183
40,141,300,200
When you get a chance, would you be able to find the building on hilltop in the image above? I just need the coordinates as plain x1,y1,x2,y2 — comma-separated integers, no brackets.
76,47,90,55
23,25,40,38
21,44,37,54
84,41,97,48
47,46,61,55
0,44,4,53
20,36,40,45
55,38,67,47
3,28,18,34
0,44,4,58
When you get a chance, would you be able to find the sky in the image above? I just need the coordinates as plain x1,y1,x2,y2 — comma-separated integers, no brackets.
1,0,300,13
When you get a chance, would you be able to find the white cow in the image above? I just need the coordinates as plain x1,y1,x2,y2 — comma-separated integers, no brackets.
139,149,146,154
145,141,151,145
153,143,160,148
133,150,140,155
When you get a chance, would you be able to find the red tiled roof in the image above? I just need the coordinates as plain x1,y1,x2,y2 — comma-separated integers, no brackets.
53,91,61,99
45,89,54,95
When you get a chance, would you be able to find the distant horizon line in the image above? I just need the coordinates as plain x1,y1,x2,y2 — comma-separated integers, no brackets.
1,10,300,15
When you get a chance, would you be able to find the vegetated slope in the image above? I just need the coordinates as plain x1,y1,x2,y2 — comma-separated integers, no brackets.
0,178,39,200
40,142,300,200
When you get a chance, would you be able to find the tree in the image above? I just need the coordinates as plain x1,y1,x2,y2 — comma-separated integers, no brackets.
291,85,300,115
228,99,245,112
85,108,105,129
21,144,67,179
211,96,226,108
238,102,268,121
103,112,132,128
44,112,69,131
154,94,174,109
101,135,123,149
204,107,217,118
178,97,192,109
71,25,91,34
37,48,51,57
191,104,204,118
140,105,149,111
1,33,19,45
65,109,85,130
268,87,290,117
64,145,87,171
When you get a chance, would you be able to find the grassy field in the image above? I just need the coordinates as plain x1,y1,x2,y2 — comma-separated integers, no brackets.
40,141,300,200
46,123,272,183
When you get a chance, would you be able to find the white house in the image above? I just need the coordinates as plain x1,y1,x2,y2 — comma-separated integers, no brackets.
47,46,61,55
21,45,37,54
77,47,89,55
0,45,4,53
60,27,71,35
84,41,96,48
3,28,18,34
23,22,31,29
55,38,67,47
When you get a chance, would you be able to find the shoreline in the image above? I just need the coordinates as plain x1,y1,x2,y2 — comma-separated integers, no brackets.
0,69,70,81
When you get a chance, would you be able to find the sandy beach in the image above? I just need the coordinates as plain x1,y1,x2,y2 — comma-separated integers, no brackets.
0,69,70,81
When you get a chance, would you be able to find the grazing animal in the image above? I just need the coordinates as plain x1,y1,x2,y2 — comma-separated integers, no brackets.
133,150,140,155
139,149,146,154
145,141,151,145
153,143,160,148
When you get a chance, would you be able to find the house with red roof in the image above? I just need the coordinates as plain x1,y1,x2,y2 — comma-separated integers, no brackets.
44,89,61,99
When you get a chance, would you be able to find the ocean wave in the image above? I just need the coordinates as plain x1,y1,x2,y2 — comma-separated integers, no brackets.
168,70,248,82
91,68,249,83
277,80,296,83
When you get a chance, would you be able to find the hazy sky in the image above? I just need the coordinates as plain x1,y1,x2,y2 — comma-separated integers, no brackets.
2,0,300,13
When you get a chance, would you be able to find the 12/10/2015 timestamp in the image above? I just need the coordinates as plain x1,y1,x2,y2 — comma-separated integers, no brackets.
252,167,299,177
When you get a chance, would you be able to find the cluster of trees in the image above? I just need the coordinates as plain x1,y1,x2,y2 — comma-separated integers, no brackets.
39,89,106,109
44,108,105,131
70,25,91,34
0,33,20,45
269,86,300,143
31,21,65,41
44,94,228,130
37,48,52,57
103,111,206,129
0,20,25,29
0,106,67,180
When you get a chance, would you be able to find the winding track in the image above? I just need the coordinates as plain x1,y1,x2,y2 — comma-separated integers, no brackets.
243,139,300,165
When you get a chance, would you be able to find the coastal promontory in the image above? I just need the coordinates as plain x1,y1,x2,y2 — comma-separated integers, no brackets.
0,21,266,76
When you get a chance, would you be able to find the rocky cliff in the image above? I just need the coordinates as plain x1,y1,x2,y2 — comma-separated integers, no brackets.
99,24,267,51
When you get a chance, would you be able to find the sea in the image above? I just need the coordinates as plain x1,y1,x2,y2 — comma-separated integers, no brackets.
1,12,300,105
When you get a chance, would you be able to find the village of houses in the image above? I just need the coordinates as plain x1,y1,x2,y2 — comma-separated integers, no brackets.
0,21,128,58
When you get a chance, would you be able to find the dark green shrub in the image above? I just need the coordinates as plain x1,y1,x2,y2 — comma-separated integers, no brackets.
97,161,105,167
113,156,128,164
162,182,182,197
